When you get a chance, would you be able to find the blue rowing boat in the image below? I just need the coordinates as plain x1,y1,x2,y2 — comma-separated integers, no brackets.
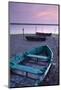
10,45,53,85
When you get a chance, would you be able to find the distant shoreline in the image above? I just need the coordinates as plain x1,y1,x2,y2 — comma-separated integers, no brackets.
10,33,59,35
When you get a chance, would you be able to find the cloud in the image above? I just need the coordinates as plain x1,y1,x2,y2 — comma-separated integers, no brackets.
33,9,58,21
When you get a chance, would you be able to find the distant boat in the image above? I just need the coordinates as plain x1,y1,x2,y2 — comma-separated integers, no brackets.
36,32,52,36
10,45,53,85
25,35,46,41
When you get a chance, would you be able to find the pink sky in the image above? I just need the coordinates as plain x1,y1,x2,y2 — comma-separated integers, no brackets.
9,2,58,24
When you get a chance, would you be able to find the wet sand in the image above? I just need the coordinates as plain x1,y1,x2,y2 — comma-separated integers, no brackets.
9,34,59,87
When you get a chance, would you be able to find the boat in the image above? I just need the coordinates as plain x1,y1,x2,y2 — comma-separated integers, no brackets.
10,45,53,86
25,35,46,41
36,32,52,36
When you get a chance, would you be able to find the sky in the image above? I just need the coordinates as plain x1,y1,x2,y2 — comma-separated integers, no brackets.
9,2,58,24
9,2,59,34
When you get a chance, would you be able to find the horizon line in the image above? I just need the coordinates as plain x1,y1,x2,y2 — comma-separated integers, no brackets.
10,23,59,26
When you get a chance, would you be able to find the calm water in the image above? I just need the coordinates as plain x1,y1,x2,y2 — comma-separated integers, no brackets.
10,25,58,34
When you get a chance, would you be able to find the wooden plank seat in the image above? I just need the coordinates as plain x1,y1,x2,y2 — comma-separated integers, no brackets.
27,54,49,61
10,64,46,75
